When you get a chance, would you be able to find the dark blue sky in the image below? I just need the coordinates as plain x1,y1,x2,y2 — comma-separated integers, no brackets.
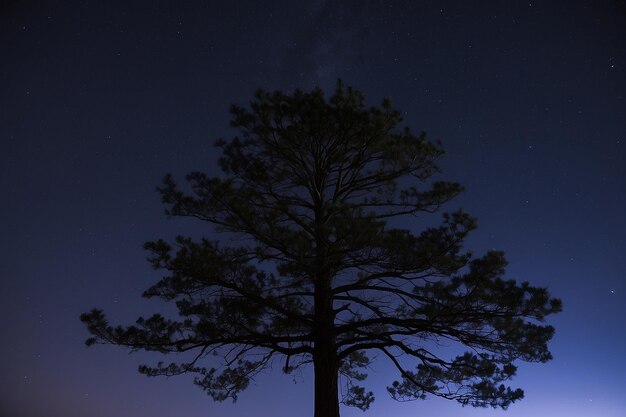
1,1,625,416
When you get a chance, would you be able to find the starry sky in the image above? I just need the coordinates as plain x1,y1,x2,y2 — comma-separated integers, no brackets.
1,1,625,416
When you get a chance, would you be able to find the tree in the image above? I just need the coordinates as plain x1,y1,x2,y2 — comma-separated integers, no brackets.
81,83,561,417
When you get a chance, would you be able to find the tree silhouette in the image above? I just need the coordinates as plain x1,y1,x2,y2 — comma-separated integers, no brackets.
81,83,561,417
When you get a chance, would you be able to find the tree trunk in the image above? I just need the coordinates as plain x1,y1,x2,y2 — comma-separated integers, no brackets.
312,192,339,417
313,348,340,417
313,273,340,417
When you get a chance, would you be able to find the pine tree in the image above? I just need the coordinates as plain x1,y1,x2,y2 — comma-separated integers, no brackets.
81,82,561,417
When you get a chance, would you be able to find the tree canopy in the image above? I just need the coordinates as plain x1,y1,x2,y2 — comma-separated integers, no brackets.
81,82,561,417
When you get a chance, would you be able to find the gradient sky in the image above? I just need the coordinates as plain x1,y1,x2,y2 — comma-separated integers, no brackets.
2,1,625,416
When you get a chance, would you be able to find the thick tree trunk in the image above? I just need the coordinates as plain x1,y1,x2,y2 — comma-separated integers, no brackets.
313,348,340,417
312,191,339,417
313,273,340,417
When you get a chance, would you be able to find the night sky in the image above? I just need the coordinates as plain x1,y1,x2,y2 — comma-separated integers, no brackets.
2,1,625,416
